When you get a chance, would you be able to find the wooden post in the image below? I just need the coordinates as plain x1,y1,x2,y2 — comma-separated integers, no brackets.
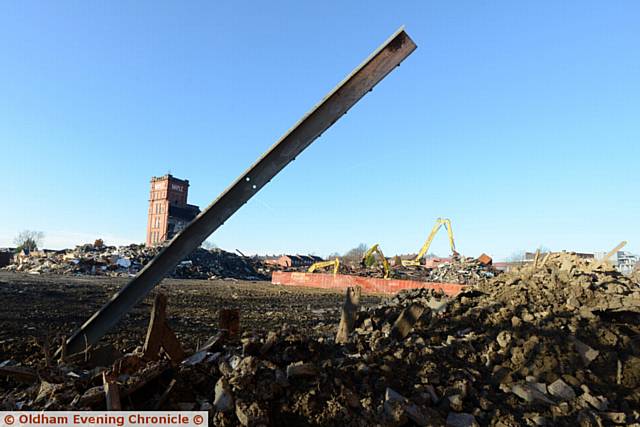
391,303,425,339
143,293,186,363
336,286,361,344
103,371,122,410
219,309,240,338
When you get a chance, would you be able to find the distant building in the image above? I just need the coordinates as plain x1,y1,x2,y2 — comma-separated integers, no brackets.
265,254,324,268
617,252,639,275
524,251,594,261
595,250,639,275
146,174,200,246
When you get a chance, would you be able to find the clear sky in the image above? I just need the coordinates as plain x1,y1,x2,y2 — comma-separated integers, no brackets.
1,1,638,260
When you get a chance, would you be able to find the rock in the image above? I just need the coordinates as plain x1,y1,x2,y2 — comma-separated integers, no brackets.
76,385,104,407
510,316,521,328
259,332,277,355
446,412,479,427
235,400,268,426
384,388,431,427
547,379,575,401
213,377,233,412
447,394,464,412
572,338,599,366
384,388,408,424
579,389,608,411
511,384,554,404
34,381,65,404
286,361,317,378
496,331,511,348
600,412,626,424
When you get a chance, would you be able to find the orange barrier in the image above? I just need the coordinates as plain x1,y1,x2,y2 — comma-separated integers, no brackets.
271,271,465,296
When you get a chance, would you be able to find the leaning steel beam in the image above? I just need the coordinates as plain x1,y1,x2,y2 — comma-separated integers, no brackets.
62,27,417,355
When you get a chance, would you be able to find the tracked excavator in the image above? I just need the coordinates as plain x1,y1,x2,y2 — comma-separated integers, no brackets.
361,243,391,278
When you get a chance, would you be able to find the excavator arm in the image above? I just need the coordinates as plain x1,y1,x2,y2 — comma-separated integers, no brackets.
361,243,390,278
402,218,457,267
308,258,340,275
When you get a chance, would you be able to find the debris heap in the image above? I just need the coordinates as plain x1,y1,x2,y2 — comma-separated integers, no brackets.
1,253,639,425
395,256,496,285
1,244,266,281
340,254,497,286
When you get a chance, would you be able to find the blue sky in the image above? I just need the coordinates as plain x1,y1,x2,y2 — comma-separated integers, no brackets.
1,1,638,260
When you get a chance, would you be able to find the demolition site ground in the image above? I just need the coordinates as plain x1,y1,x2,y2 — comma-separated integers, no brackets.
0,271,382,362
1,253,640,425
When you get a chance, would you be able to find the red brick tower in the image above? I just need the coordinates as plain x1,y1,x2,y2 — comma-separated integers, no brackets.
146,174,200,246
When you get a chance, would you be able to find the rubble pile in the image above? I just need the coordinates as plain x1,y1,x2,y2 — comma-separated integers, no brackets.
630,265,640,285
343,255,497,286
1,253,640,425
396,256,496,285
1,244,266,281
173,248,266,281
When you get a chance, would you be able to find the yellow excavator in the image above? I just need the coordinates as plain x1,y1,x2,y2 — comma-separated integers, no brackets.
308,258,340,275
402,217,457,267
361,243,390,278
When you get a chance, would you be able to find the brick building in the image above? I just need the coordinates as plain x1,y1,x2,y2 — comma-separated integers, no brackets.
146,174,200,246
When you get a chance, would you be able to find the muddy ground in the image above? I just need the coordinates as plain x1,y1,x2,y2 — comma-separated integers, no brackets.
0,272,382,364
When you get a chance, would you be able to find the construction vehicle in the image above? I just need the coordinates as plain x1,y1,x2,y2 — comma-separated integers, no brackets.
402,218,457,267
361,243,390,278
308,258,340,275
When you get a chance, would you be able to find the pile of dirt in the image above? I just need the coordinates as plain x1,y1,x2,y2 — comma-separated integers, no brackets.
1,244,266,281
1,253,639,425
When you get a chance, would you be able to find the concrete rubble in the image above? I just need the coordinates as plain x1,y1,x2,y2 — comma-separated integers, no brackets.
398,255,496,285
1,252,639,426
1,243,266,281
289,254,497,287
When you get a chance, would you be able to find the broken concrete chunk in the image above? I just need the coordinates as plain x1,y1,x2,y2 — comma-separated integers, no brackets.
446,412,479,427
511,383,554,404
580,390,608,411
35,381,65,404
548,378,575,401
213,377,234,412
447,394,463,412
259,331,277,355
391,303,425,339
600,412,626,424
496,331,511,348
572,338,599,366
383,388,430,427
286,361,317,378
383,388,408,424
235,400,268,426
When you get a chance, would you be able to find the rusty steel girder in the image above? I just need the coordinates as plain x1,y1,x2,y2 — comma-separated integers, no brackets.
62,27,417,356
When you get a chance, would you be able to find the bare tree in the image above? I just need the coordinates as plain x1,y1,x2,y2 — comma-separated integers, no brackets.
506,250,526,262
342,243,368,265
14,230,44,253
